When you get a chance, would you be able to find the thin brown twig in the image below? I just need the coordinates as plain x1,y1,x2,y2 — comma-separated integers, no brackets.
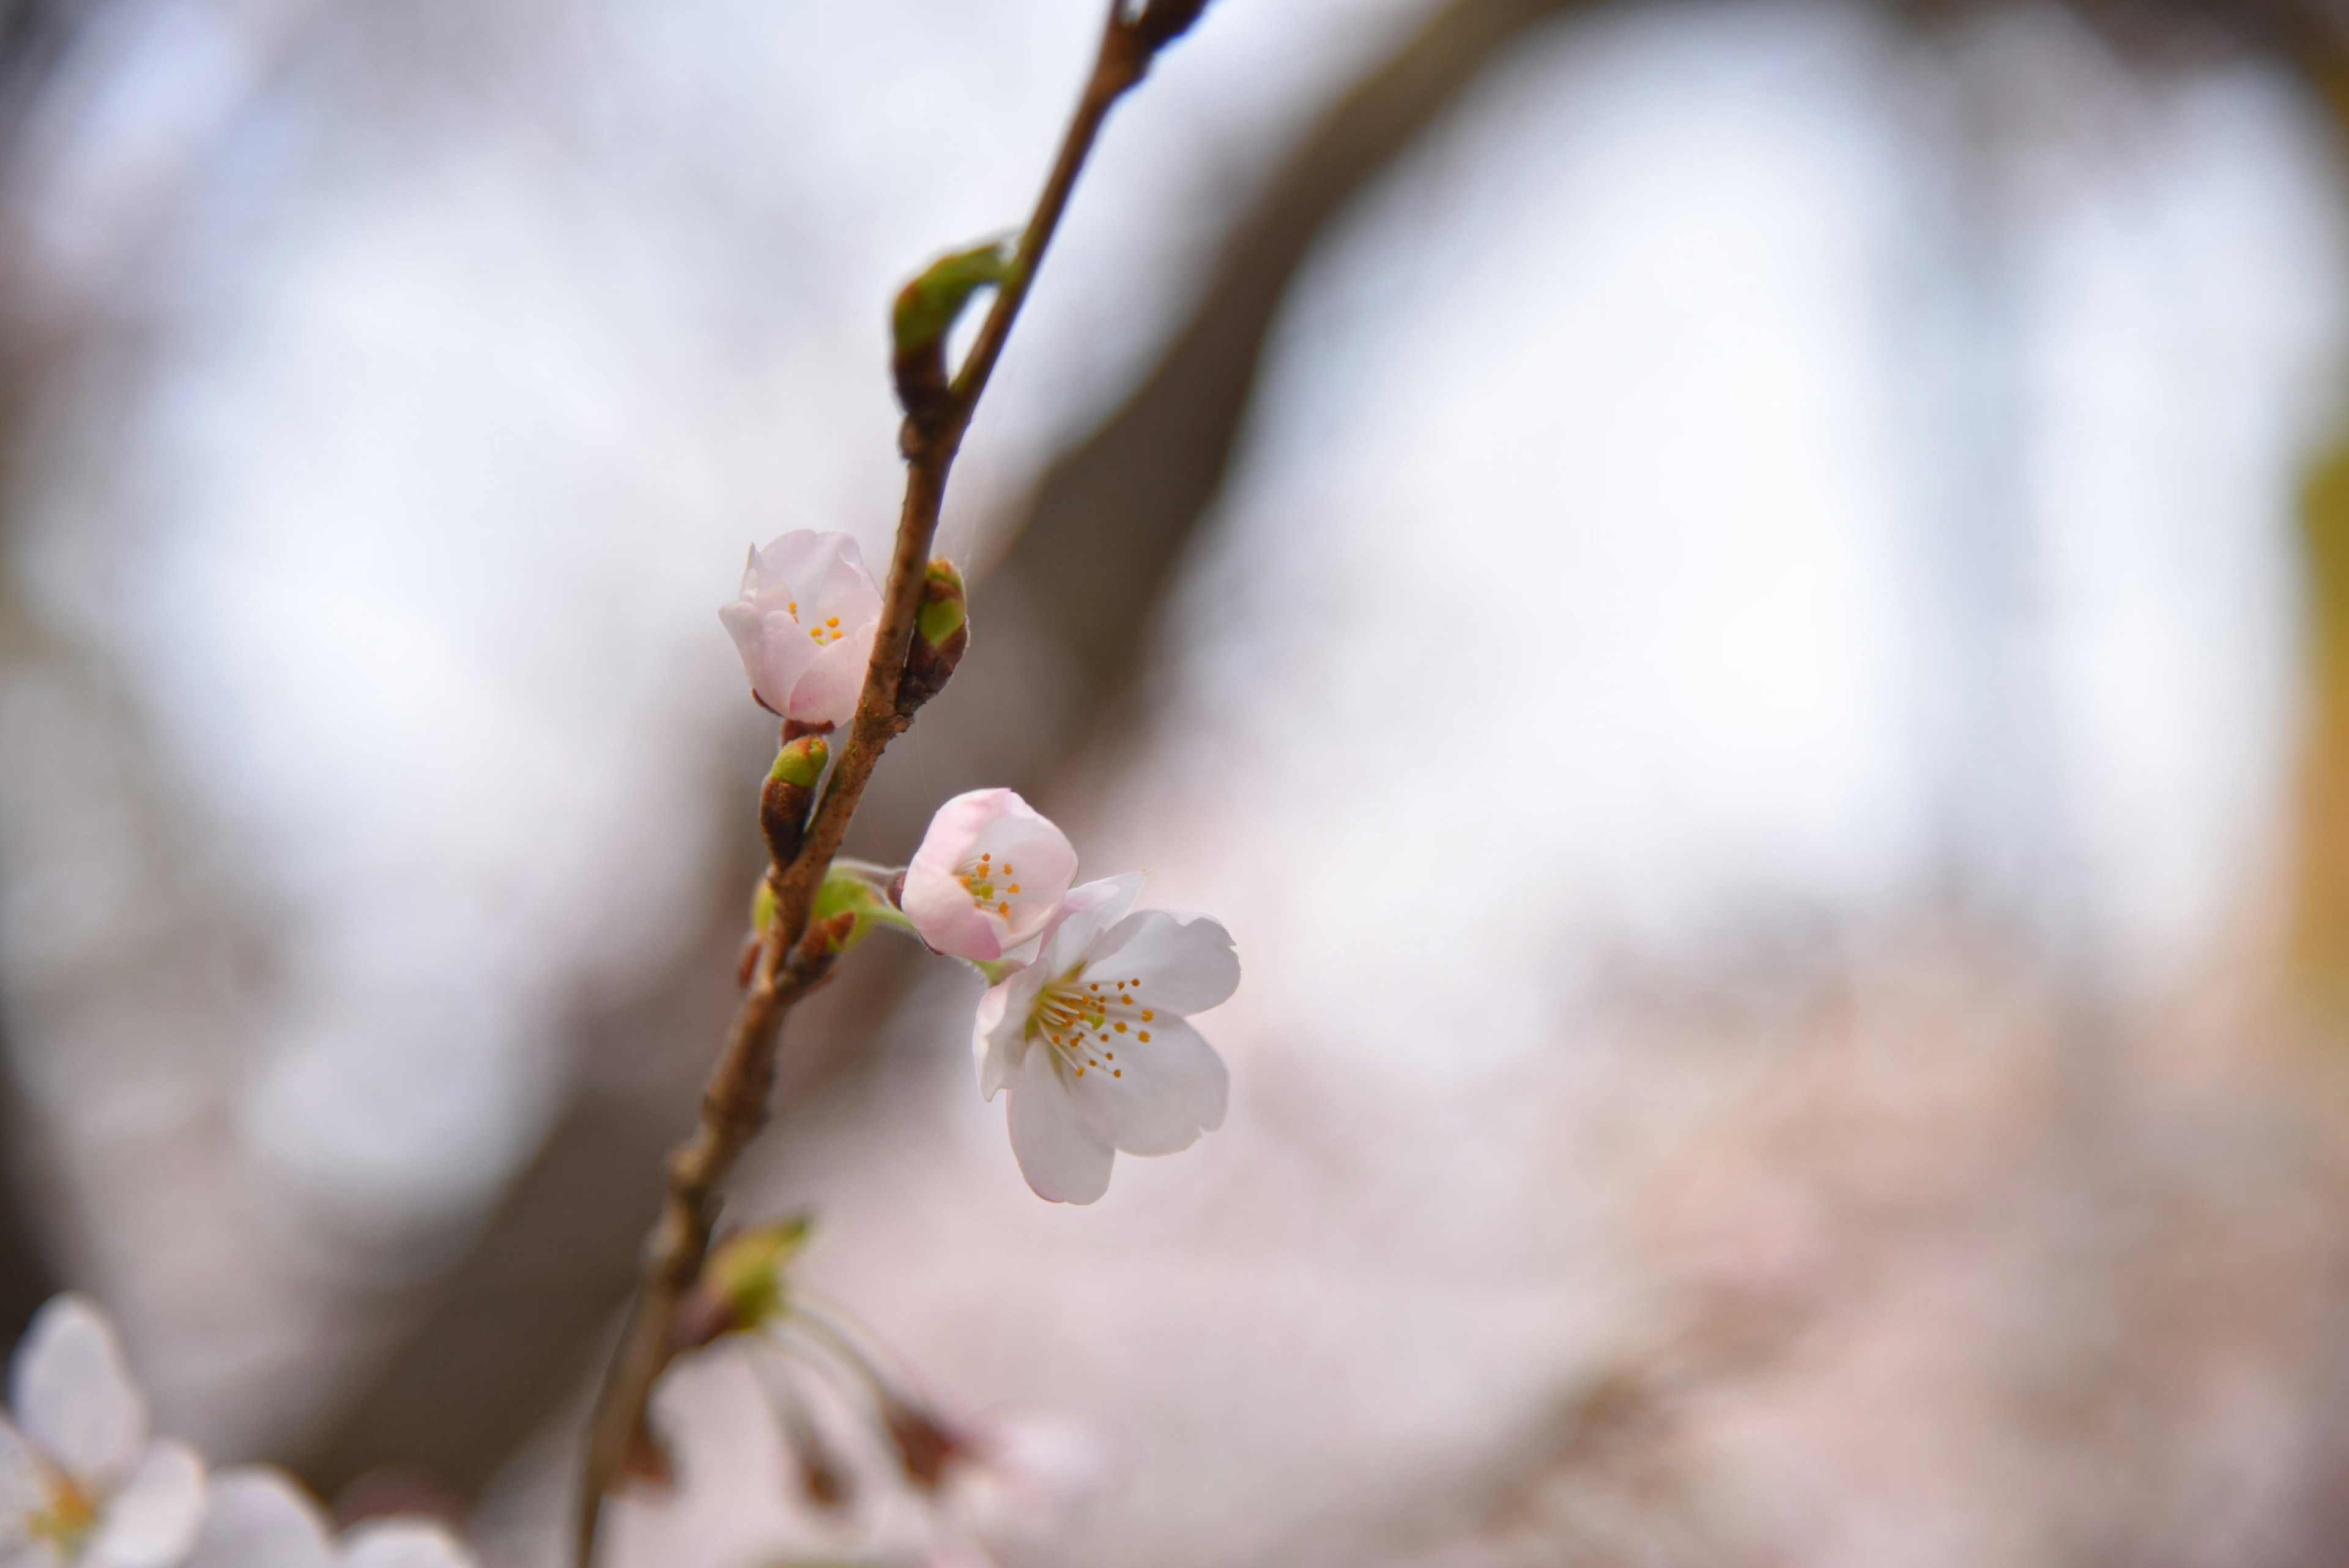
571,6,1197,1561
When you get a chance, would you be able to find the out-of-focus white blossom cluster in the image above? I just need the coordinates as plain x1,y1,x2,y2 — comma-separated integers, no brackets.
0,1296,477,1568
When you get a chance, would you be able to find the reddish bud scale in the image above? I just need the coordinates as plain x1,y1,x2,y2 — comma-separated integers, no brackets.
760,775,813,865
880,1394,965,1492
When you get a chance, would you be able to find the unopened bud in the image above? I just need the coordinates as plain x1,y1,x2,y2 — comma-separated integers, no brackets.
622,1418,677,1493
760,735,828,864
899,558,969,716
795,1431,855,1512
880,1390,965,1492
681,1215,815,1349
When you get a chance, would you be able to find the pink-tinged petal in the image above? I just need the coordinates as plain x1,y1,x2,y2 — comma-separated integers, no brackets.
907,790,1072,961
752,611,824,715
0,1416,48,1536
745,531,853,608
1062,1015,1226,1157
1033,875,1145,978
178,1467,333,1568
81,1443,204,1568
905,880,1003,964
336,1518,478,1568
974,967,1048,1100
787,617,875,729
1006,1047,1115,1205
807,540,883,628
12,1297,145,1492
973,822,1077,951
1085,910,1239,1016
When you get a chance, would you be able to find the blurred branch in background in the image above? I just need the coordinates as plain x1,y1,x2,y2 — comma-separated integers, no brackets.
285,0,2349,1518
0,0,156,1356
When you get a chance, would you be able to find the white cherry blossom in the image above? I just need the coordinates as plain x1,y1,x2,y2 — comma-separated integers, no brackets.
0,1295,204,1568
902,789,1078,964
718,530,883,729
181,1466,476,1568
973,874,1238,1203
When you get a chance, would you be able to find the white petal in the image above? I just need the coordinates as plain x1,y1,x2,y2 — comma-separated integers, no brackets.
905,803,1010,962
12,1297,146,1492
745,530,849,606
336,1518,478,1568
1086,910,1239,1016
0,1544,67,1568
81,1443,204,1568
973,968,1046,1100
1062,1014,1228,1156
806,538,883,626
179,1466,333,1568
975,828,1077,952
1006,1047,1116,1205
1034,875,1145,976
751,609,823,716
0,1417,50,1533
787,616,875,730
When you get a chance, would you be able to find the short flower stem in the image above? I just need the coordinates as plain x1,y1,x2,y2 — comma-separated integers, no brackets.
571,6,1203,1561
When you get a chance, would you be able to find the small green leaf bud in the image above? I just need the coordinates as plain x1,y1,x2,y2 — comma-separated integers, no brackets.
900,557,969,716
760,734,828,864
892,240,1014,424
680,1214,815,1348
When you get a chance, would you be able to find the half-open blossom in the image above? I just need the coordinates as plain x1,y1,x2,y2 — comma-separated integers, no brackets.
181,1466,476,1568
718,531,883,729
0,1295,204,1568
902,790,1078,964
973,875,1237,1203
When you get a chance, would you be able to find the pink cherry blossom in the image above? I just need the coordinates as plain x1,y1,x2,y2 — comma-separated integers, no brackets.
0,1295,205,1568
973,874,1238,1203
902,790,1078,964
718,531,884,729
181,1466,477,1568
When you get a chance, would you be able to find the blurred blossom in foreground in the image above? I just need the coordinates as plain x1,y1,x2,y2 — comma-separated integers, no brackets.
0,1296,202,1568
182,1467,475,1568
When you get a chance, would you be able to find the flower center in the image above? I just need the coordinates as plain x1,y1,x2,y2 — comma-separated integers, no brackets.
955,852,1026,920
29,1466,96,1549
788,600,850,646
1028,971,1156,1079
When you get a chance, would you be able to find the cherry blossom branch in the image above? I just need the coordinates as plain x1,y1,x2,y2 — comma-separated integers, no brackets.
573,5,1208,1560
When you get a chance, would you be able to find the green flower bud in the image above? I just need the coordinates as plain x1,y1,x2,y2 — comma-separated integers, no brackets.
901,558,970,716
770,734,829,788
706,1213,814,1331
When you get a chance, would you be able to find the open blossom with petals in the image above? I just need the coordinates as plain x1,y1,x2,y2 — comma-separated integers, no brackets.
973,875,1238,1203
0,1296,204,1568
718,531,883,729
182,1466,475,1568
902,790,1078,963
